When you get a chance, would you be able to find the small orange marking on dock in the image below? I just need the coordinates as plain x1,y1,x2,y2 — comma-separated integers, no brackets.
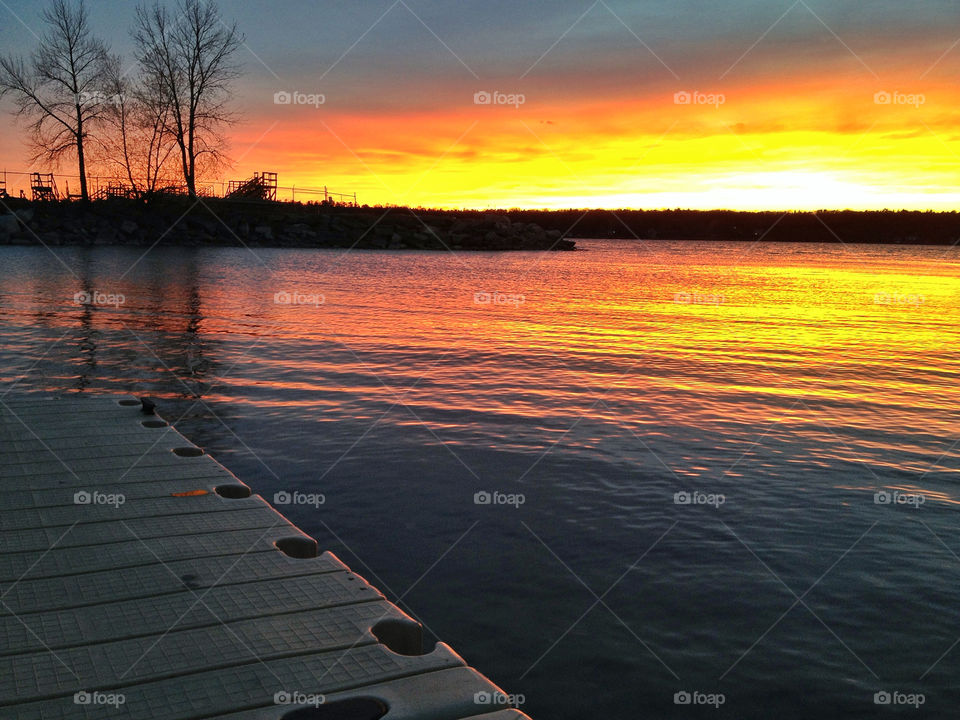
171,489,209,497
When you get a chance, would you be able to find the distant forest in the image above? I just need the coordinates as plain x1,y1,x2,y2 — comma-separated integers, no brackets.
445,209,960,245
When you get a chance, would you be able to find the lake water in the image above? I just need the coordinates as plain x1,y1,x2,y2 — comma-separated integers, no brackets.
2,239,960,718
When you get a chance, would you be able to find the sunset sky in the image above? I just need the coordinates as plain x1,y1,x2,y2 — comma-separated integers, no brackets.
2,0,960,210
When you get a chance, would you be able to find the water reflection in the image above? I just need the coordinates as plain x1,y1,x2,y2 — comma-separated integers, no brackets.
2,240,960,718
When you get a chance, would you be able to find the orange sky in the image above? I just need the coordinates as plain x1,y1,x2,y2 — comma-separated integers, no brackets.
234,72,960,210
2,0,960,210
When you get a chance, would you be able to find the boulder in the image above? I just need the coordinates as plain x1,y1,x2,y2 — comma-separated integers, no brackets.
481,212,509,225
0,214,18,239
450,218,474,234
190,216,218,234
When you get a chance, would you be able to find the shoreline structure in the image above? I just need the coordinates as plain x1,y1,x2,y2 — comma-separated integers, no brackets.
0,198,576,251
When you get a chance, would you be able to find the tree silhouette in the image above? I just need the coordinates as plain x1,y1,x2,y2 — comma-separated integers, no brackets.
98,53,178,195
133,0,242,197
0,0,111,201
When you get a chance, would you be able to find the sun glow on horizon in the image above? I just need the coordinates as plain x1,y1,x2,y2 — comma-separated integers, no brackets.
258,125,960,211
229,81,960,211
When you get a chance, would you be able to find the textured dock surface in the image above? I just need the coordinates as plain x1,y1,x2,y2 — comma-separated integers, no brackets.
0,395,530,720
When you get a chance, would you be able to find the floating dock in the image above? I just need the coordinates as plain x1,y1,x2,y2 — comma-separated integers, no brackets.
0,395,530,719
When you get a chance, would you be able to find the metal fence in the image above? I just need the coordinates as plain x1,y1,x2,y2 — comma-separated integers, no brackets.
0,169,358,206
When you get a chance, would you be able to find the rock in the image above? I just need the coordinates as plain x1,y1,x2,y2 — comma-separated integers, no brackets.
0,202,575,251
486,214,511,233
450,218,473,234
0,214,18,239
522,223,546,240
190,216,218,234
281,223,317,243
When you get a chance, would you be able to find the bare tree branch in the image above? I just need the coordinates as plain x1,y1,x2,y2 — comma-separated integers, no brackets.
0,0,111,201
133,0,242,197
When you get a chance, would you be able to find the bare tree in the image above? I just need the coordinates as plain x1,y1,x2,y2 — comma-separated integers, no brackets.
98,54,177,195
134,0,242,198
0,0,110,201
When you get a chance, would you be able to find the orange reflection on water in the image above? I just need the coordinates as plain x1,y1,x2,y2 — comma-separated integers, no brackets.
0,241,959,489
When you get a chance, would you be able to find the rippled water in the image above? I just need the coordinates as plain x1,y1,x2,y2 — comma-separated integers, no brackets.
2,239,960,718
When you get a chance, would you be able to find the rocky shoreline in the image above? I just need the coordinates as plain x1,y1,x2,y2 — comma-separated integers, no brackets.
0,199,576,251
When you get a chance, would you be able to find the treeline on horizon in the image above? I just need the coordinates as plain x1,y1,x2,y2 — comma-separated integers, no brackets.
402,208,960,245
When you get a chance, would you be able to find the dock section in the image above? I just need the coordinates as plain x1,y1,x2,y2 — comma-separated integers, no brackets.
0,395,530,719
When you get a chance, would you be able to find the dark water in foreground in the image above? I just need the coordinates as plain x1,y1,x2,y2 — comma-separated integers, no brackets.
2,239,960,718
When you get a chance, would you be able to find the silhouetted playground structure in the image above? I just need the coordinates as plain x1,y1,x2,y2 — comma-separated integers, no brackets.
226,171,278,201
30,172,59,201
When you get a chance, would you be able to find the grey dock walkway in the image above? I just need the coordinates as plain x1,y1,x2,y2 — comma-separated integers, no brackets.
0,395,530,720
